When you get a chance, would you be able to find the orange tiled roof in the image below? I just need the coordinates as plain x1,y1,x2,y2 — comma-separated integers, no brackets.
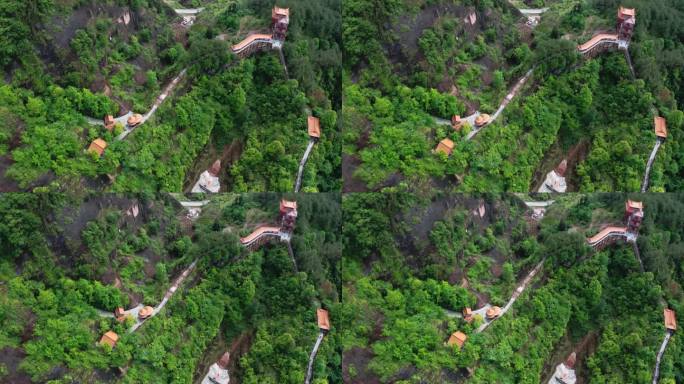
447,331,467,349
618,7,636,18
475,114,490,127
486,306,501,319
654,117,667,138
139,306,154,319
273,6,290,18
308,116,321,138
99,331,119,348
104,115,115,130
88,139,108,157
435,138,455,156
664,309,677,331
281,200,297,210
317,308,330,331
626,200,643,210
127,113,143,126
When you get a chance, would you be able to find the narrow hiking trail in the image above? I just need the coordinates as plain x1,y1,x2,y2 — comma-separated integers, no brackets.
130,258,197,332
641,139,663,192
98,259,197,333
86,68,187,141
444,200,554,332
578,10,668,193
652,330,673,384
295,140,316,192
476,259,545,333
278,48,289,79
433,68,534,141
304,331,326,384
237,200,331,384
294,108,319,193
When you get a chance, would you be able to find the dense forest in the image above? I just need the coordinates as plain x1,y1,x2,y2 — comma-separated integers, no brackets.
0,0,341,193
341,192,684,383
342,0,684,193
0,192,341,383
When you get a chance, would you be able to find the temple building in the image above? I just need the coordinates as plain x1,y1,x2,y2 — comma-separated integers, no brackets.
127,113,143,127
538,159,568,193
451,115,463,131
664,309,677,332
463,307,473,323
202,352,231,384
271,6,290,45
280,199,298,233
104,115,115,131
447,331,467,350
99,331,119,348
435,138,455,156
654,117,667,140
475,114,490,127
625,200,643,233
138,306,154,319
192,160,221,194
548,352,577,384
308,116,321,139
617,7,636,41
486,306,501,320
88,139,108,157
317,309,330,332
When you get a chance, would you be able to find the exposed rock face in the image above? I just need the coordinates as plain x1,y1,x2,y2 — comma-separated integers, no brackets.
538,159,568,193
548,352,577,384
192,160,221,193
202,352,230,384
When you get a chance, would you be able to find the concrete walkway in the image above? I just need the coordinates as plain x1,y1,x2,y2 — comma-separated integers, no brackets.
476,259,545,333
652,331,673,384
518,8,549,15
130,258,197,332
304,331,326,384
442,259,545,333
522,200,555,208
174,8,204,15
294,139,316,193
641,138,663,192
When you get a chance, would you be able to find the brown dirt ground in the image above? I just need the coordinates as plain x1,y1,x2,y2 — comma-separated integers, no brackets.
0,347,31,384
342,347,381,384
